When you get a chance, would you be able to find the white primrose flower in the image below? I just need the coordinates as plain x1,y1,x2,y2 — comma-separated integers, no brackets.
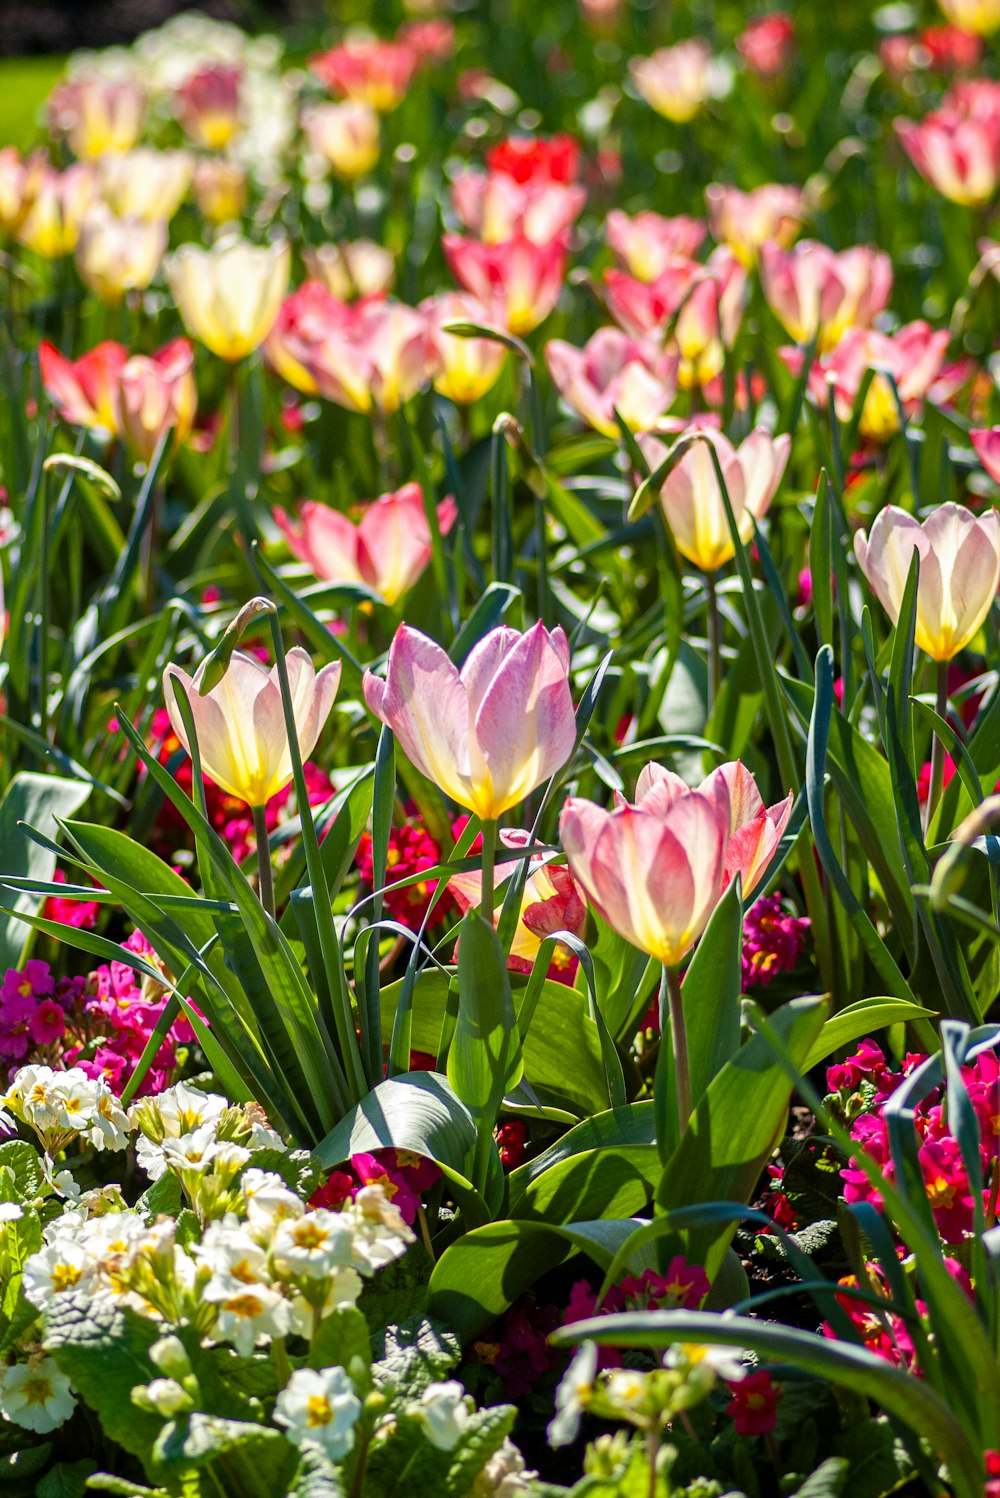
468,1438,538,1498
194,1216,270,1289
3,1066,129,1153
22,1239,95,1310
246,1120,286,1151
40,1154,82,1200
135,1377,192,1416
345,1184,415,1273
204,1280,292,1357
274,1366,362,1460
0,1356,76,1433
271,1210,356,1281
548,1341,598,1449
663,1342,748,1382
0,1203,23,1224
131,1081,229,1140
603,1368,649,1412
242,1169,304,1237
416,1380,470,1451
287,1268,364,1338
138,1122,225,1182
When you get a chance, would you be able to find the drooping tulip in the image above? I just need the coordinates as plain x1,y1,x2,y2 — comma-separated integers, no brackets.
854,503,1000,661
559,787,729,967
422,291,508,405
74,205,167,303
302,102,381,182
39,340,128,436
363,622,577,820
705,182,806,267
174,65,242,150
443,231,568,335
654,426,790,573
630,760,792,900
274,484,457,606
448,827,587,977
167,237,290,361
98,149,192,223
630,41,714,123
47,75,145,159
546,326,678,437
117,340,198,463
163,649,341,809
605,210,707,281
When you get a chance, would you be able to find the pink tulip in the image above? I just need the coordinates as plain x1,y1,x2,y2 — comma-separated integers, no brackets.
266,284,432,415
47,74,145,159
39,339,128,435
630,760,792,899
309,39,420,112
705,182,807,267
485,134,580,184
559,787,729,966
164,649,341,809
545,326,678,437
443,231,568,335
421,290,508,404
737,14,796,77
895,109,1000,205
630,41,714,123
854,503,1000,661
760,240,892,350
363,622,577,819
174,65,242,150
605,210,707,281
604,260,704,340
971,427,1000,483
274,484,457,606
448,827,587,974
674,248,748,390
451,170,585,245
793,322,949,442
117,338,198,463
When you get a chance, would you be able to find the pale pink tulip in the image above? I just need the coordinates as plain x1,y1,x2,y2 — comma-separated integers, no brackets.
631,760,792,899
971,427,1000,483
673,248,748,390
604,260,704,340
545,326,678,437
605,209,707,281
363,622,577,819
47,75,145,159
304,241,395,300
17,163,95,258
655,426,790,573
309,39,419,111
854,503,1000,661
274,484,457,606
705,182,806,267
450,170,585,245
448,827,587,974
559,788,728,966
895,109,1000,205
174,65,242,150
163,650,341,808
760,240,892,350
443,231,568,335
630,41,714,123
117,339,197,463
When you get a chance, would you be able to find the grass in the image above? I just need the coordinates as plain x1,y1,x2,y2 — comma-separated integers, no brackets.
0,56,66,151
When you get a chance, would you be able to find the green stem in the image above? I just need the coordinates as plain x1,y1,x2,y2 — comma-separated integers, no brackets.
705,569,722,718
925,659,949,835
271,1336,291,1390
664,964,692,1134
252,803,275,918
479,818,497,924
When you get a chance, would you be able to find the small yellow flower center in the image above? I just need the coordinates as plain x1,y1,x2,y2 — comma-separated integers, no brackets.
51,1263,82,1292
307,1394,333,1427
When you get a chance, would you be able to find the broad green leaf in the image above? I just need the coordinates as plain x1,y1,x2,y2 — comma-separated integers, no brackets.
372,1316,461,1398
804,998,936,1071
681,878,743,1096
152,1414,297,1498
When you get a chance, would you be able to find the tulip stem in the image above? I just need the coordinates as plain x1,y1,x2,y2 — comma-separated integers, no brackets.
479,818,497,923
925,660,950,835
705,570,722,717
252,804,275,919
663,964,692,1134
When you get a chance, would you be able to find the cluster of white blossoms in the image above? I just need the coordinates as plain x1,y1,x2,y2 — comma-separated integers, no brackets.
1,1065,129,1156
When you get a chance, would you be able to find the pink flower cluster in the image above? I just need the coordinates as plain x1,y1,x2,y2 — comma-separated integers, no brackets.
309,1148,442,1226
741,894,810,989
1,935,197,1097
828,1039,998,1243
561,1260,710,1370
